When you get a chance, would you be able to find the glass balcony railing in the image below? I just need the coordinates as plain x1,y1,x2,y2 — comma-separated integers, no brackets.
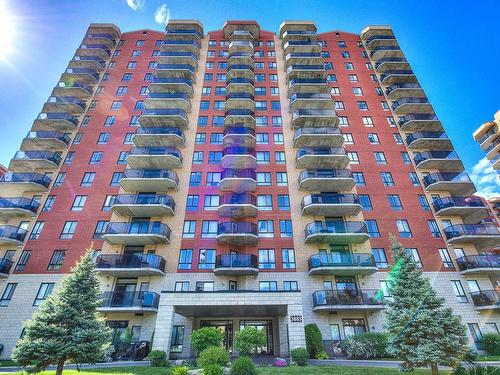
101,291,160,309
312,289,384,307
56,81,93,93
477,128,497,144
392,97,430,110
308,253,376,270
142,109,188,120
456,255,500,272
86,33,116,42
422,172,472,187
130,147,183,161
47,96,85,108
305,221,368,237
136,127,184,138
122,169,179,183
65,68,99,80
25,131,71,145
0,172,51,188
414,151,459,165
225,109,255,117
155,64,195,72
374,57,407,69
226,78,255,86
432,196,485,212
287,65,325,73
37,112,78,125
284,41,320,47
444,224,500,240
297,147,346,158
385,83,421,94
13,151,62,166
228,52,253,59
0,197,40,214
79,44,111,55
0,258,14,275
228,41,253,48
73,55,106,66
222,147,256,157
151,77,193,86
292,109,337,119
113,194,175,211
0,225,27,243
220,193,257,206
285,52,322,60
290,93,332,102
289,78,328,86
294,127,341,137
159,51,198,60
165,29,202,38
223,127,255,137
146,92,190,101
215,254,258,269
398,114,439,126
369,46,401,57
230,30,253,38
379,70,414,82
470,290,500,308
302,193,359,208
162,40,201,48
282,30,317,37
95,253,166,272
221,169,256,180
405,131,447,145
227,64,254,72
226,93,255,101
365,35,396,44
218,222,258,236
298,169,353,181
484,139,500,153
105,222,171,239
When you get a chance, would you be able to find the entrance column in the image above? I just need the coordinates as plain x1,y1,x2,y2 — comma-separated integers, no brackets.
280,301,306,356
152,304,175,355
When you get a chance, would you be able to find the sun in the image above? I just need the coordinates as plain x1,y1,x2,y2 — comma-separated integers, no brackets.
0,2,15,56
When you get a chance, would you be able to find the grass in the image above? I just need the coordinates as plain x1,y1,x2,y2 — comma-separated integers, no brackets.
0,361,17,368
477,355,500,362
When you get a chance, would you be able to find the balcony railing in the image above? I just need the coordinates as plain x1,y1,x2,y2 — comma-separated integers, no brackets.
365,35,396,44
302,193,359,208
379,70,414,82
225,109,255,117
456,255,500,272
422,172,472,187
65,68,99,80
298,169,353,181
285,52,322,59
0,225,27,243
56,81,93,94
162,40,200,48
405,131,448,145
220,193,256,206
398,114,439,126
414,151,459,166
113,194,175,211
104,222,171,239
222,146,256,157
215,254,258,269
385,83,422,94
159,51,198,59
0,172,51,188
46,96,85,109
308,253,376,270
155,64,195,72
218,222,258,236
297,147,346,158
122,169,179,184
289,78,328,86
37,112,78,125
369,46,401,57
25,131,71,145
374,57,407,69
290,93,332,102
432,196,485,212
294,127,341,137
136,127,184,137
142,109,187,120
0,197,40,214
95,254,166,273
392,97,430,110
129,147,183,161
226,93,255,101
165,29,202,38
101,291,160,309
469,290,500,308
227,64,254,72
151,77,193,86
477,128,498,144
86,33,116,42
223,127,255,137
79,44,111,55
305,221,368,236
226,78,255,86
73,55,106,66
221,169,256,180
146,92,191,101
0,258,14,275
13,151,62,166
312,289,384,307
292,109,337,119
444,224,500,240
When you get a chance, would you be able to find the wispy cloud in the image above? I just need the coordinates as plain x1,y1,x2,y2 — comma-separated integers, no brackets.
154,4,170,25
469,157,500,198
126,0,145,11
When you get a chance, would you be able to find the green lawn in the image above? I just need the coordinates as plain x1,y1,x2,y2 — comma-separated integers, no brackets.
477,355,500,362
0,361,17,368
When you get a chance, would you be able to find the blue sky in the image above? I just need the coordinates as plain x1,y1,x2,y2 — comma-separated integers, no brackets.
1,0,499,195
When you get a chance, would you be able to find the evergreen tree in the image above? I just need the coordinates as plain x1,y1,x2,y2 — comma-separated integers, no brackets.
384,234,468,375
12,248,111,375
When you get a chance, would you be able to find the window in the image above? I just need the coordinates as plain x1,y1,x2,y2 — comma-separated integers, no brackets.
393,133,403,144
190,172,202,186
42,196,56,211
257,195,272,211
352,87,363,96
178,249,192,270
71,195,87,211
54,172,66,187
359,195,372,210
64,152,75,165
175,282,189,292
365,220,380,237
258,220,274,237
353,172,365,186
196,133,206,144
256,133,269,144
405,248,422,267
111,100,122,110
380,172,394,186
30,221,44,239
451,280,468,303
198,249,216,270
15,250,31,271
182,221,196,238
110,172,122,186
276,172,287,186
347,152,359,164
33,283,54,306
102,195,116,211
338,116,349,126
279,220,293,237
438,248,454,268
284,281,298,291
60,221,77,239
335,101,345,110
257,249,275,269
278,195,290,211
93,221,108,239
368,133,379,144
345,62,354,70
418,195,430,210
97,132,110,144
282,249,296,269
275,151,286,164
134,101,144,111
192,151,204,164
374,152,387,164
203,195,219,210
140,85,149,95
186,195,199,211
0,283,17,306
343,133,354,144
171,326,185,353
401,152,411,164
206,172,221,186
47,250,66,271
349,74,359,82
259,281,277,291
89,151,103,164
256,151,270,164
257,172,271,186
273,133,284,144
396,219,412,238
121,73,132,81
124,133,134,144
387,195,403,210
195,281,214,292
372,248,388,268
427,220,441,237
116,86,128,95
208,151,222,164
131,50,141,57
201,221,218,238
409,172,420,186
81,172,95,187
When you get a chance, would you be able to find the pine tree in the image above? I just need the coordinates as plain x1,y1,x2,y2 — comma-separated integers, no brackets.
384,234,468,375
12,248,111,375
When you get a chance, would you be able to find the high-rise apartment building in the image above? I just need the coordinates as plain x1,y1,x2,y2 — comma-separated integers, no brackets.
0,20,499,360
473,110,500,170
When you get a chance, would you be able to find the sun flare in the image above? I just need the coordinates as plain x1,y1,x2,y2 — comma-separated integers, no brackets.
0,2,15,57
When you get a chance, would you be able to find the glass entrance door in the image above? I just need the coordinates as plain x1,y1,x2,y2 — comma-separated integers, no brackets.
240,320,273,355
200,320,234,353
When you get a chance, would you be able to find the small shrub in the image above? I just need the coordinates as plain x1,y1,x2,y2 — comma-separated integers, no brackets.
343,332,388,359
315,351,329,360
192,327,224,354
231,356,257,375
453,365,500,375
290,347,308,366
304,323,324,359
171,366,189,375
482,333,500,356
273,357,287,367
198,346,230,368
234,326,267,356
148,350,167,367
203,363,224,375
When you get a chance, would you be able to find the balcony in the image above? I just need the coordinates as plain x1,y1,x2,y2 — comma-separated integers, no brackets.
364,34,397,48
369,46,403,60
0,225,27,246
283,41,320,54
398,114,442,132
293,127,343,148
164,29,203,41
385,83,424,101
103,221,171,245
291,109,339,128
161,40,200,55
374,58,410,73
52,81,93,99
301,194,362,216
0,258,14,278
414,151,463,171
423,172,476,196
111,194,175,217
10,151,61,171
296,147,349,169
42,96,85,114
0,197,39,219
228,30,254,41
144,92,191,111
228,41,253,54
379,70,416,86
433,196,488,224
98,291,160,313
0,172,51,194
289,93,334,111
477,126,499,146
33,112,78,131
133,127,185,148
227,52,254,66
77,44,111,59
227,64,254,80
223,127,256,147
158,51,198,65
281,30,318,44
304,221,370,244
405,131,452,151
70,55,106,71
392,97,433,116
154,64,196,80
298,169,356,192
214,253,259,277
148,78,193,95
220,169,257,193
120,169,179,192
226,78,255,95
127,147,182,169
83,32,117,46
312,289,385,312
221,147,257,169
21,131,71,151
308,253,377,276
286,65,326,80
218,193,257,218
224,109,256,127
225,93,255,111
456,255,500,276
139,109,188,128
285,52,322,66
444,224,500,249
469,290,499,311
95,253,166,277
288,79,331,94
62,68,99,83
484,139,500,160
217,222,258,246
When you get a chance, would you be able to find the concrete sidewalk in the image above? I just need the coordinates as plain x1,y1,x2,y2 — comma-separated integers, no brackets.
0,360,149,373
